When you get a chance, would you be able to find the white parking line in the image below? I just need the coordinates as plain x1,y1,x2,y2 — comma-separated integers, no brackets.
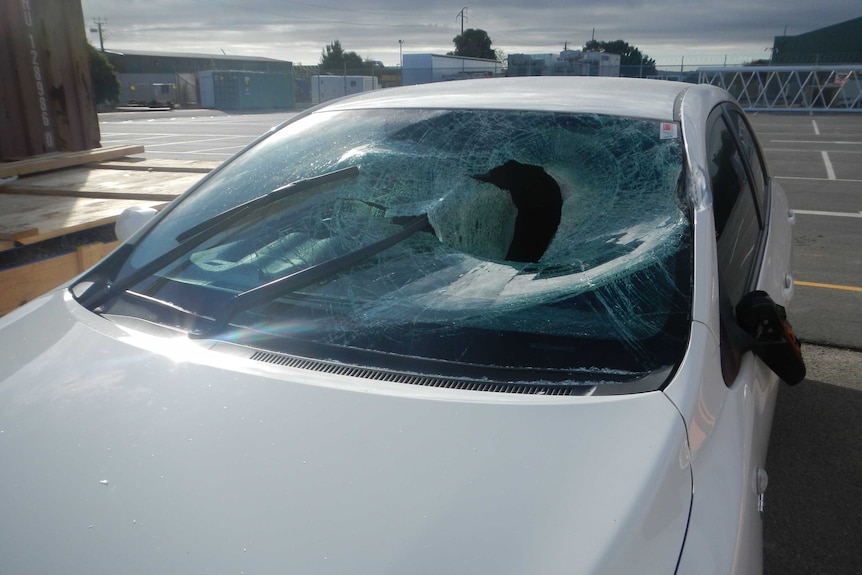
812,119,820,135
770,140,862,145
821,151,837,180
793,209,862,218
764,147,862,155
99,131,252,138
186,146,244,153
144,150,235,158
774,176,862,183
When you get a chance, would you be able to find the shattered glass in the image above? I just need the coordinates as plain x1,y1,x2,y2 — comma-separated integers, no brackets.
104,108,692,386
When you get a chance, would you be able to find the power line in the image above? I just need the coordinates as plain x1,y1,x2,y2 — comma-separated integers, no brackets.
90,17,107,51
456,7,468,36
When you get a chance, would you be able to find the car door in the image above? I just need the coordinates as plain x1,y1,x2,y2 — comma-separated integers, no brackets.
705,102,789,571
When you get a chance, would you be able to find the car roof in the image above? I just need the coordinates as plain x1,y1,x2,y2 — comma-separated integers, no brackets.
317,76,726,122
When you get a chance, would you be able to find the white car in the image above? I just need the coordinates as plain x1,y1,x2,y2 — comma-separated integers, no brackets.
0,77,804,574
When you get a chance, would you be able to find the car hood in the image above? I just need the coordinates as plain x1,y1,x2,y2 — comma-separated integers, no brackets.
0,291,691,574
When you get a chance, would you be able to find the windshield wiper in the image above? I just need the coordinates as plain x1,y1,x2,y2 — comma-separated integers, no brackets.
176,165,360,242
191,213,432,338
78,166,360,311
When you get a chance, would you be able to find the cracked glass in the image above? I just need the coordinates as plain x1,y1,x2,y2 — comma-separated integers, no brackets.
97,108,693,388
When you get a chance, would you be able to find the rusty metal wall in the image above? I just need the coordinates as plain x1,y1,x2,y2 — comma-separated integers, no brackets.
0,0,101,160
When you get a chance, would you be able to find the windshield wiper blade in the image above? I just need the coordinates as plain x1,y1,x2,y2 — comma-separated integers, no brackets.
176,165,360,242
191,213,432,338
78,166,359,311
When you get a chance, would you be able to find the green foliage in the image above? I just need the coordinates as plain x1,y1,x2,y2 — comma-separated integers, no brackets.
319,40,369,73
87,44,120,104
452,29,497,60
583,39,657,77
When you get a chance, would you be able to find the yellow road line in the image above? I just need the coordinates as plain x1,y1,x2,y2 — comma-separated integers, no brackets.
795,280,862,293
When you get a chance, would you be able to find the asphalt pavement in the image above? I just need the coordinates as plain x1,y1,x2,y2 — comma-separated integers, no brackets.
764,344,862,575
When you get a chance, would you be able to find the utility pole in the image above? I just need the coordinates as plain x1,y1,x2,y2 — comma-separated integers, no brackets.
456,7,467,35
90,17,107,51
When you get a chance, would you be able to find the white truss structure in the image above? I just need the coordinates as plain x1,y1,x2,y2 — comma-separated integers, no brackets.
698,65,862,112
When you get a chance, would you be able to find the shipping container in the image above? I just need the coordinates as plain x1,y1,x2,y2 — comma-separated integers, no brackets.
310,75,379,103
198,71,294,110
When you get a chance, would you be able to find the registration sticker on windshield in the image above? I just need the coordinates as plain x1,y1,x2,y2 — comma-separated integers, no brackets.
660,122,679,140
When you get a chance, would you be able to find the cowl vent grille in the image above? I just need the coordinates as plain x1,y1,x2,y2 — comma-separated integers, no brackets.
247,350,590,396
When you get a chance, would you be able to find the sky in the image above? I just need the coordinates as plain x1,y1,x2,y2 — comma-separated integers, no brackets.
78,0,860,68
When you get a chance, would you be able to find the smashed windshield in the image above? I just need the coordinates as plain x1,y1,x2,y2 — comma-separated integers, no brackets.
89,108,692,390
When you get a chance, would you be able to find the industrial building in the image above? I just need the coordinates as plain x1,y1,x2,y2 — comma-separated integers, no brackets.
507,50,621,77
401,54,502,85
771,16,862,64
103,49,294,109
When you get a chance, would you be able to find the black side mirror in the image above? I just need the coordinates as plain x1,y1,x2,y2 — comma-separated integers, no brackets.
735,290,806,385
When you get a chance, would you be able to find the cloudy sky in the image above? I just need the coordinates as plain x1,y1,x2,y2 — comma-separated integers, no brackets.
79,0,859,67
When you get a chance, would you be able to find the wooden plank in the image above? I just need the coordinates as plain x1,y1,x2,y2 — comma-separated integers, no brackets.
1,166,205,202
0,227,40,243
0,252,78,314
0,145,146,178
0,186,179,202
77,241,118,270
0,194,167,245
0,241,118,316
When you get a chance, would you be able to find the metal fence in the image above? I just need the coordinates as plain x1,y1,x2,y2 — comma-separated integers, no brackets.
698,65,862,112
293,58,862,113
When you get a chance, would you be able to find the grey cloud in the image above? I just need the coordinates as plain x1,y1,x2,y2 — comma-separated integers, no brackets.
80,0,860,66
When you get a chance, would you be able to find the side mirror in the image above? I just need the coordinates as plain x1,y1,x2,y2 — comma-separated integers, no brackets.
115,206,158,243
735,290,806,385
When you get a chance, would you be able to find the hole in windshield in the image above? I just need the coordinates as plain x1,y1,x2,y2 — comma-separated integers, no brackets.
472,160,562,263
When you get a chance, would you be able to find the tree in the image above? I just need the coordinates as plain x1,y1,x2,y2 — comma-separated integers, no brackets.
451,29,497,60
583,39,657,77
319,40,366,73
87,43,120,105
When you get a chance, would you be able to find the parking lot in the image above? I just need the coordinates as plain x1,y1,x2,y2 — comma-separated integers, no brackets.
748,113,862,350
99,107,861,574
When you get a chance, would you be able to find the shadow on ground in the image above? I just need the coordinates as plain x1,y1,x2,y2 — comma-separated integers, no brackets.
764,345,862,574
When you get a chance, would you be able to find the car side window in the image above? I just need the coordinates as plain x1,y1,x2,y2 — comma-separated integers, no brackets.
706,109,765,383
724,108,768,218
707,112,763,307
